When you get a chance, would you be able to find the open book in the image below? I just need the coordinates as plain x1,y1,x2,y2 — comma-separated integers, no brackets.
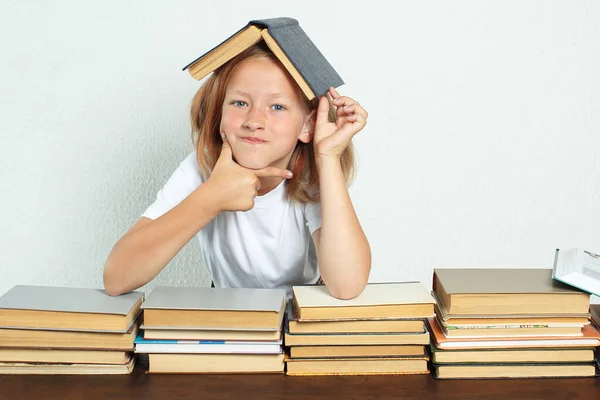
553,248,600,297
182,18,343,100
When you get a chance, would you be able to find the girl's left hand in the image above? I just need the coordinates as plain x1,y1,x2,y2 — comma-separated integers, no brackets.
313,87,368,160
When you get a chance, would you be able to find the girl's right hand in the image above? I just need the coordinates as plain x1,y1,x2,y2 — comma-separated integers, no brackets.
206,141,292,212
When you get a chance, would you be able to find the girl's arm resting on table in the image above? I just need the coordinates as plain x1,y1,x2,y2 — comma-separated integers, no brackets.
312,157,371,300
103,182,221,296
103,141,292,296
311,88,371,300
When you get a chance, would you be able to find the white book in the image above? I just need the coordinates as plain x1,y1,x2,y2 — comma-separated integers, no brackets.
134,336,282,354
553,248,600,297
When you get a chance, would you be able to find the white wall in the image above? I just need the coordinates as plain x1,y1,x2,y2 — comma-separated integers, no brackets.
1,1,598,302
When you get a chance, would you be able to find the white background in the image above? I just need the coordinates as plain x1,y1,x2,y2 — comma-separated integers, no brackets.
1,1,598,302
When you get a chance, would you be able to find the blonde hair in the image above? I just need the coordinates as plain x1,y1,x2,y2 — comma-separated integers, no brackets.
190,43,355,203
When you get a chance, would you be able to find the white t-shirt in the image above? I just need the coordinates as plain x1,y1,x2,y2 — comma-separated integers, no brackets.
142,151,322,296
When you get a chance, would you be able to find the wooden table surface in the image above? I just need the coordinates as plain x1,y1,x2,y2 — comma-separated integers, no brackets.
1,358,599,400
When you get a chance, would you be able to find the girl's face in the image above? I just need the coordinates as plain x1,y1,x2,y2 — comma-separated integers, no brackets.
220,57,313,171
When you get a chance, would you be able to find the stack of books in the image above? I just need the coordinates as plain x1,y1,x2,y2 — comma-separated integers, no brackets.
0,285,142,374
429,269,600,379
284,282,435,376
135,286,286,373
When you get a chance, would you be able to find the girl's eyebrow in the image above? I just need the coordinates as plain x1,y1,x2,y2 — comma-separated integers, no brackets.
228,89,289,99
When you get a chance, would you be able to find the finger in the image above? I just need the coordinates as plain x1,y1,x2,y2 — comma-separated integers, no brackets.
341,104,368,120
216,139,233,164
315,96,330,125
254,166,294,179
338,114,367,138
328,86,341,100
332,96,359,108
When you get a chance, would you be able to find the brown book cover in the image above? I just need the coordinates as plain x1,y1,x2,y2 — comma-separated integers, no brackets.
292,282,435,321
0,323,138,350
285,356,429,376
430,342,595,364
432,269,590,315
0,356,135,375
432,361,597,379
284,319,429,347
148,353,284,374
289,345,427,359
0,348,132,364
428,317,600,350
286,301,425,334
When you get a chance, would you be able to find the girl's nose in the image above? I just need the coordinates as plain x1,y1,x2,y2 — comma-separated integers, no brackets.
243,107,266,131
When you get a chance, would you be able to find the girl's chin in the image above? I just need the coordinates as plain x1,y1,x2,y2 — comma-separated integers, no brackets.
234,158,270,170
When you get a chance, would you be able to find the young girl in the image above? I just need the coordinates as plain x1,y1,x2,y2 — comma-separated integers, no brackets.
103,42,371,299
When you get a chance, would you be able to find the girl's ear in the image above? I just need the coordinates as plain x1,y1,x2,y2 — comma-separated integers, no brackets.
298,110,316,144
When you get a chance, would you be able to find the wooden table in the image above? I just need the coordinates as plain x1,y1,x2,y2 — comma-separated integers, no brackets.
1,358,599,400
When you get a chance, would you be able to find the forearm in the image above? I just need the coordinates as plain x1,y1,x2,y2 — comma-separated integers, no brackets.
103,183,221,295
317,157,371,299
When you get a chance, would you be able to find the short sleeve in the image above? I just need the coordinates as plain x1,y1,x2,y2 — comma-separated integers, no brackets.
142,151,205,220
304,200,322,235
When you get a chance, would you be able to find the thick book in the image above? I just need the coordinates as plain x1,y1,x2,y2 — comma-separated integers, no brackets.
284,320,430,346
141,286,285,330
436,315,584,338
0,285,143,332
0,348,132,365
286,301,425,334
432,269,590,315
285,356,430,376
553,248,600,297
147,353,284,374
183,17,343,100
428,317,600,350
432,361,598,379
289,345,427,359
429,343,595,364
134,334,282,354
0,323,138,350
142,326,281,341
0,357,135,375
292,282,435,321
592,305,600,330
434,302,590,327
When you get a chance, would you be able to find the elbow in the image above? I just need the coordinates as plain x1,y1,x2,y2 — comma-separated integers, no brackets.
103,274,125,297
103,261,130,297
327,272,370,300
328,282,367,300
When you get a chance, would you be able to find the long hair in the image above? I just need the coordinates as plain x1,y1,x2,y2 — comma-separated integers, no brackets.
190,43,355,203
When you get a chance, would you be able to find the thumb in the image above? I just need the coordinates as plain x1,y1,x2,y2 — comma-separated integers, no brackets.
218,139,233,162
315,95,330,126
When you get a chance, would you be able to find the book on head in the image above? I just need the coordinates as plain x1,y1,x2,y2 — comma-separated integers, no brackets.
182,17,343,100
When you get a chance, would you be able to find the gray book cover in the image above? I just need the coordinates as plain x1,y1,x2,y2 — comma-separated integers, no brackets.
182,17,343,97
141,286,285,312
0,285,143,315
434,269,587,295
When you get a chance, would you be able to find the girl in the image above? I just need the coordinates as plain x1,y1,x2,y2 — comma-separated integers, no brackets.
103,43,370,299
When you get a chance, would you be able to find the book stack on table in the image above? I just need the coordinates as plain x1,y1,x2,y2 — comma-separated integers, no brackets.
429,269,600,379
135,286,286,374
284,282,435,376
0,285,142,374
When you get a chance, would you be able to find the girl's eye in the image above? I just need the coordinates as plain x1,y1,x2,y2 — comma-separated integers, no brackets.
271,104,286,111
232,101,247,107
